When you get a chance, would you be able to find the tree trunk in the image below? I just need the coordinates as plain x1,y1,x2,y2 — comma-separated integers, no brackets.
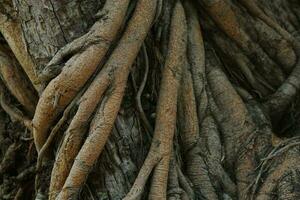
1,0,300,199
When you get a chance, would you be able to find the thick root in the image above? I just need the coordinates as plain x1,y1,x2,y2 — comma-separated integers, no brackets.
263,38,300,120
0,5,41,91
0,44,37,115
55,0,157,199
32,0,130,152
49,71,110,199
201,0,250,50
202,115,237,198
238,0,295,43
256,152,300,200
167,153,182,200
0,82,32,131
0,143,20,174
206,48,253,164
184,1,208,124
178,57,219,199
178,62,199,154
124,2,186,199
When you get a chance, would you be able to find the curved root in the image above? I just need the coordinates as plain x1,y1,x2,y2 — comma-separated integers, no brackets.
123,2,186,199
178,57,219,199
201,0,250,50
0,82,32,131
0,45,38,115
238,0,295,43
0,8,41,91
135,44,153,134
55,0,157,199
184,1,207,125
32,0,130,152
49,71,110,200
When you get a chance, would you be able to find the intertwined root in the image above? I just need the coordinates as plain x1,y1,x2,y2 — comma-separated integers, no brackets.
178,59,220,199
48,0,158,199
1,0,300,199
201,0,250,49
238,0,295,43
123,2,186,199
32,0,130,152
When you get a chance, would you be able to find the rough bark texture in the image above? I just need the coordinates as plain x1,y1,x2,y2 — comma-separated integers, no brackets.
1,0,300,199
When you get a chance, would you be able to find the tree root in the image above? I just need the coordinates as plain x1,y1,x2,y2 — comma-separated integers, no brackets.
184,1,207,125
202,115,237,198
53,0,158,199
0,44,38,115
263,39,300,121
211,32,271,96
247,136,300,199
200,0,250,50
123,3,186,199
135,44,153,134
0,142,20,175
36,87,85,175
238,0,295,43
178,53,220,199
49,67,110,200
167,151,194,200
167,152,183,200
0,4,41,91
256,154,300,200
2,0,300,199
32,0,130,152
0,82,32,131
206,47,254,165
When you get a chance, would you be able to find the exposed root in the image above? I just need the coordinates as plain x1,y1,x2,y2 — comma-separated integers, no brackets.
206,47,263,199
35,89,86,195
201,0,288,88
16,165,36,182
264,43,300,120
178,61,199,155
0,82,32,131
238,0,295,43
0,142,20,174
167,152,193,200
202,115,237,198
123,3,186,199
235,86,254,101
234,0,300,122
32,0,130,152
167,152,181,200
177,53,220,199
200,0,250,50
184,1,207,125
206,47,254,165
176,165,194,200
247,136,300,198
256,154,300,200
49,69,110,200
55,0,158,199
135,44,153,134
0,44,38,115
0,3,41,91
211,32,270,96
